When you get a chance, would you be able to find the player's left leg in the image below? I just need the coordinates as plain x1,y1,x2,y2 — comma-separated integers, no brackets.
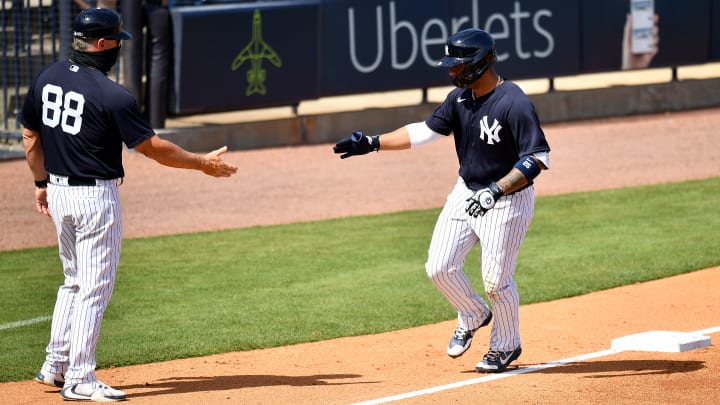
64,182,122,385
476,187,534,353
427,178,493,357
426,178,492,331
40,184,76,382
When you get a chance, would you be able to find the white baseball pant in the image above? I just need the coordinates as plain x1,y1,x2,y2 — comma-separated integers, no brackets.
426,177,534,351
42,176,122,385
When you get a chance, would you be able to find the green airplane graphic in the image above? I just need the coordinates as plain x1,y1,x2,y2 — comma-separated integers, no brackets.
231,9,282,96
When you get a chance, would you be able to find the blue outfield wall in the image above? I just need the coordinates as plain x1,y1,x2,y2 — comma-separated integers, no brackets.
713,0,720,60
169,0,719,116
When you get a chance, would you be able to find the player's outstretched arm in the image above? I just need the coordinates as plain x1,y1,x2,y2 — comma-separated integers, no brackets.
134,134,238,177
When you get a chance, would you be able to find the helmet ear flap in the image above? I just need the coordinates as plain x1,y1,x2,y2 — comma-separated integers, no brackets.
474,46,497,71
489,46,497,64
460,46,496,86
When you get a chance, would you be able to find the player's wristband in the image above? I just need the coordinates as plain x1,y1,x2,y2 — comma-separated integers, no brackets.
370,135,380,151
513,156,541,181
488,181,504,198
34,178,48,188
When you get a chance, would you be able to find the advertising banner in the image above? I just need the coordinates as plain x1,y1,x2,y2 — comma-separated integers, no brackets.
712,0,720,60
319,0,580,96
168,0,717,115
581,0,711,72
170,2,320,114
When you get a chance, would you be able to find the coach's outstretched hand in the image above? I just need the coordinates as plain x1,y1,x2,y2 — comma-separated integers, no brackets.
333,131,380,159
201,146,238,177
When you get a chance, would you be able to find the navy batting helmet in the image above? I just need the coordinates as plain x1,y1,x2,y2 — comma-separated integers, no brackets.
438,28,496,88
73,8,132,40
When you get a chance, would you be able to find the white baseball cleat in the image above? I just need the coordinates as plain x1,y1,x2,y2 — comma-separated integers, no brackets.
35,370,65,388
35,364,65,388
475,346,522,373
60,380,126,402
446,311,493,358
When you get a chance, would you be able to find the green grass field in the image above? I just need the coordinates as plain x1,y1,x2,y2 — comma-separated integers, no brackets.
1,177,718,383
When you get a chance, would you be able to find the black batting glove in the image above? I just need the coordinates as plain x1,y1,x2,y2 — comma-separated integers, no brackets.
466,182,504,217
333,131,380,159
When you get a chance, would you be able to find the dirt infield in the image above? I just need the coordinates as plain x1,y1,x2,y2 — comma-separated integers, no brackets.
1,107,719,403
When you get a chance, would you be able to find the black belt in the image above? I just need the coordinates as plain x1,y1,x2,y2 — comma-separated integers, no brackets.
66,176,96,186
49,174,97,186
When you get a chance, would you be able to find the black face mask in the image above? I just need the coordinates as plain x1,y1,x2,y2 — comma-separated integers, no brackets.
70,45,121,75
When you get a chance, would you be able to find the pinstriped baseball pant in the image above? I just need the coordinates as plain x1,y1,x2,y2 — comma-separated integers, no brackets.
425,177,534,352
42,180,122,385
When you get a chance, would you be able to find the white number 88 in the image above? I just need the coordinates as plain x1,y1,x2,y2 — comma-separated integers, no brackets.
41,84,85,135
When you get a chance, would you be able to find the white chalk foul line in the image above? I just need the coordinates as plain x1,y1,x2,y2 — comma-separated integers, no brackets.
0,316,52,331
352,326,719,405
695,326,720,335
351,348,619,405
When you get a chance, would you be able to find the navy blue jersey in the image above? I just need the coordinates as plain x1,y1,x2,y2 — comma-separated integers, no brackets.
20,60,154,179
425,80,550,190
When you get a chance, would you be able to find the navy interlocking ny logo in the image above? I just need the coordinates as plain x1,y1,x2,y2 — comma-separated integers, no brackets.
231,9,282,96
479,116,502,145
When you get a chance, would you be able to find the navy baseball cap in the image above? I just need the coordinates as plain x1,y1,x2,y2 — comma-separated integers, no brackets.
73,8,132,40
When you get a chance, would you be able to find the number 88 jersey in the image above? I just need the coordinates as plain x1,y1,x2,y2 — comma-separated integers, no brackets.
20,60,154,179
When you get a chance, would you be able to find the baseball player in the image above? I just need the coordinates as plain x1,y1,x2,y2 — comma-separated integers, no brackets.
333,28,550,373
21,8,237,401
